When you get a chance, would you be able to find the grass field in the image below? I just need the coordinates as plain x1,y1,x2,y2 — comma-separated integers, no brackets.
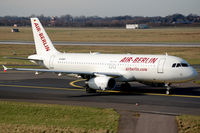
0,101,199,133
177,115,200,133
194,80,200,84
0,101,119,133
1,26,200,65
0,27,200,43
0,44,200,65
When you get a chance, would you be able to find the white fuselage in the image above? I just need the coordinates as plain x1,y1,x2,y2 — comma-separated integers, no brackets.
40,53,198,84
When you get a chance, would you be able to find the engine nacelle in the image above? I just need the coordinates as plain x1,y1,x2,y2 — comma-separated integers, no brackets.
87,76,116,90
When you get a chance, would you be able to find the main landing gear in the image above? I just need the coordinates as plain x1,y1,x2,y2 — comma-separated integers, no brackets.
120,82,131,91
85,85,97,93
165,83,171,95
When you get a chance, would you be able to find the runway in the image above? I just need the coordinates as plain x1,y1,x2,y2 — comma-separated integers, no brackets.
0,41,200,47
0,71,200,115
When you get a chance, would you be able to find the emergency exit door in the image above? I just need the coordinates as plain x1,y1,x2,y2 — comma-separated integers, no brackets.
157,58,166,73
49,55,55,69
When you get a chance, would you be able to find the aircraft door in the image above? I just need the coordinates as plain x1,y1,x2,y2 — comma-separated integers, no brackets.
49,55,55,69
108,61,117,70
109,63,116,69
157,58,166,73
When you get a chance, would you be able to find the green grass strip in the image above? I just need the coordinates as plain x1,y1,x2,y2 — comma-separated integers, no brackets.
194,80,200,84
176,115,200,133
0,101,119,133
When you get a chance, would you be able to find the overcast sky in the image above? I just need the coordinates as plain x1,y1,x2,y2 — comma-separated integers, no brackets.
0,0,200,17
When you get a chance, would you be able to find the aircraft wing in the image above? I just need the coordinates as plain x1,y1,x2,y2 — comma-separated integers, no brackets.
2,65,121,77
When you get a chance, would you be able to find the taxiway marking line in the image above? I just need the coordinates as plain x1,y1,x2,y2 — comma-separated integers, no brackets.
69,79,200,98
103,91,200,98
137,92,200,98
0,81,200,98
0,84,84,91
69,79,85,88
69,79,121,93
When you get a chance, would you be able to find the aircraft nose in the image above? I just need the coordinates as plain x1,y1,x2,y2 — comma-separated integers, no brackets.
190,67,198,79
182,67,198,81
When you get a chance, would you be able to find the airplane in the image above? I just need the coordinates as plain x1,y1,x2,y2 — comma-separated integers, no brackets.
2,18,198,94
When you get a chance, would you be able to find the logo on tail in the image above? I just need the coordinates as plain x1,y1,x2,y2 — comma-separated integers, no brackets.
33,20,50,51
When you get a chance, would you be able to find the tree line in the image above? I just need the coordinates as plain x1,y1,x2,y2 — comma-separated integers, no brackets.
0,14,200,27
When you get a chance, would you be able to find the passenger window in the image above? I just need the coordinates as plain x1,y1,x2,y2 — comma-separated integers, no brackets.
172,63,176,67
176,63,181,67
181,63,188,67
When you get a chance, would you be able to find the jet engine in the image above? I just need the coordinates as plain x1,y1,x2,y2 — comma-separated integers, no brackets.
87,76,116,90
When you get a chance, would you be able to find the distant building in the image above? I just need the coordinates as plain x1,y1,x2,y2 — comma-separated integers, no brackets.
126,24,138,29
50,16,56,26
11,28,20,32
11,24,20,32
126,24,148,29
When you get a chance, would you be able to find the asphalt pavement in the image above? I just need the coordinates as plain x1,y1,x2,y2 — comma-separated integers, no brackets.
0,71,199,133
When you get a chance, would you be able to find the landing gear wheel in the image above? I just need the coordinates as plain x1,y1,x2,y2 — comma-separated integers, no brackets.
165,83,171,95
166,90,170,95
86,86,96,93
121,82,131,91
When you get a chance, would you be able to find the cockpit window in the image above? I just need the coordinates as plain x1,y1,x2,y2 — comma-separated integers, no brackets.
176,63,181,67
181,63,189,67
172,63,189,68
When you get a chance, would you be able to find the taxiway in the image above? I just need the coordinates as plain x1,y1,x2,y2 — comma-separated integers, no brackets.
0,71,199,115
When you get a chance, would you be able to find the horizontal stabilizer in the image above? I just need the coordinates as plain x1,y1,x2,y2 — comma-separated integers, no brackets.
4,56,42,61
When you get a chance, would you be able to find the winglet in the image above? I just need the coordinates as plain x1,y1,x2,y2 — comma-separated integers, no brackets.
2,65,8,72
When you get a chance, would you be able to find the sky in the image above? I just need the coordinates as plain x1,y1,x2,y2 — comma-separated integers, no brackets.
0,0,200,17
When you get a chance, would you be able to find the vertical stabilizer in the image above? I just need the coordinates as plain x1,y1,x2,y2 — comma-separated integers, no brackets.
31,18,59,55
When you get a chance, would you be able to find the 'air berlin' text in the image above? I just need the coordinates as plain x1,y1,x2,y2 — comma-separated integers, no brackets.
34,23,50,51
120,57,158,64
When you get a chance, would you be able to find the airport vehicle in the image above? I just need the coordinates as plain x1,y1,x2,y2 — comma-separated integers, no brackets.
3,18,198,94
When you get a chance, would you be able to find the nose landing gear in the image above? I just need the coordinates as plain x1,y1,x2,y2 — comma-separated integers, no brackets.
165,83,171,95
